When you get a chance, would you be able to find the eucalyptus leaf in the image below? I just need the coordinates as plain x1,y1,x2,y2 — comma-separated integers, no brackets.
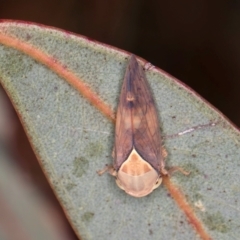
0,21,240,240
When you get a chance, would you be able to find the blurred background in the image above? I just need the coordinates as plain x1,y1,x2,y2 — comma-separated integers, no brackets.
0,1,240,239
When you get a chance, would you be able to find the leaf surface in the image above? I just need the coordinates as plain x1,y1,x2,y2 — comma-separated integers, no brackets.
0,21,239,240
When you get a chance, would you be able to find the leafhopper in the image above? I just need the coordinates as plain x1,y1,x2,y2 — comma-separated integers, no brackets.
98,55,169,197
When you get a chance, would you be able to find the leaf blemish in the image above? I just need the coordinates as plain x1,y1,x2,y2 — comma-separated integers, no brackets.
73,156,89,178
203,212,230,233
85,141,104,158
81,212,94,223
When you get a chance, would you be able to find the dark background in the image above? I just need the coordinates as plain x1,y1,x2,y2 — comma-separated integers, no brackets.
1,1,240,239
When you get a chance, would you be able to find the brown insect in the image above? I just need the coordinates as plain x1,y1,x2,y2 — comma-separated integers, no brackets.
98,55,170,197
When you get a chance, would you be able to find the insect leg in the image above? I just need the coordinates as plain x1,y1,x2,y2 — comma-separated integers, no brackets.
160,146,190,176
168,166,190,176
97,164,117,177
160,147,168,175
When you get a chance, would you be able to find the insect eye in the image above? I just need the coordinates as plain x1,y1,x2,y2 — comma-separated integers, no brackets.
154,177,162,189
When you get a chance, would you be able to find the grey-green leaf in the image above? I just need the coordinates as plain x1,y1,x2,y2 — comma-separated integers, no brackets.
0,22,240,240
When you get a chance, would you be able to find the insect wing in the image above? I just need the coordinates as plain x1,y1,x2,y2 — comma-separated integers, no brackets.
114,55,162,172
114,64,134,169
